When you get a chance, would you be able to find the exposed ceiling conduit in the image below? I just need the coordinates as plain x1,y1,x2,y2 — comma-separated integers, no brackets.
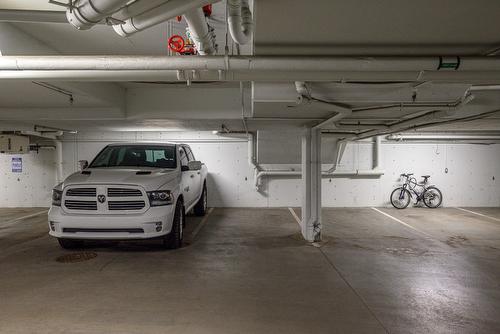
112,0,220,37
183,8,217,55
227,0,253,45
386,134,500,141
295,81,352,129
66,0,130,30
354,94,475,140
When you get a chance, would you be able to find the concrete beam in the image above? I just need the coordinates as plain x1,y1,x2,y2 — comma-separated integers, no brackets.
0,23,125,109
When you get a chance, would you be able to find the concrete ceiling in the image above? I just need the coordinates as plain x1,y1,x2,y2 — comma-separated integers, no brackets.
0,0,500,134
253,0,500,55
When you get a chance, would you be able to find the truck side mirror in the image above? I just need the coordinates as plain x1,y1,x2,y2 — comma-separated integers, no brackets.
79,160,89,170
188,160,202,171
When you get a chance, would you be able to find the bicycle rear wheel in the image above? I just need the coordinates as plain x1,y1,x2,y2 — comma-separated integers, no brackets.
423,186,443,208
390,187,411,209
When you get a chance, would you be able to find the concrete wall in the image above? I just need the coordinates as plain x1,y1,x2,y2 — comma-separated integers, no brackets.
0,131,499,208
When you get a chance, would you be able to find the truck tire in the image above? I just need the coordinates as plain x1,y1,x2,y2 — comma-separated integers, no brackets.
58,238,84,249
193,183,207,216
163,201,184,249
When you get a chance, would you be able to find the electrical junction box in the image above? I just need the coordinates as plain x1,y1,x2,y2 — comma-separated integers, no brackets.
0,135,30,154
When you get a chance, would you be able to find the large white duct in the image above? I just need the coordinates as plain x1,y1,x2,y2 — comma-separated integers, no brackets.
227,0,253,45
66,0,130,30
113,0,219,37
183,8,217,55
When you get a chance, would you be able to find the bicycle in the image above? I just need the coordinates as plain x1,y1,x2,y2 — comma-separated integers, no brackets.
390,173,443,209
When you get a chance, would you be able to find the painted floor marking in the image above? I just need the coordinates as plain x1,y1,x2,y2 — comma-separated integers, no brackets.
371,207,435,239
1,210,48,228
288,207,301,226
190,208,214,239
456,207,500,222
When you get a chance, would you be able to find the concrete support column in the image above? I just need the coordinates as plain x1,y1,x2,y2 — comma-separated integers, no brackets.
301,127,322,242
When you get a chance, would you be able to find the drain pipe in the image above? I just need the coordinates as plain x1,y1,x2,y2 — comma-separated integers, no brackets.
183,8,217,55
55,141,64,184
113,0,220,37
227,0,253,45
66,0,130,30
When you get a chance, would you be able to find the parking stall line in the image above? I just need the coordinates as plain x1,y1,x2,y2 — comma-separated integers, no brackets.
288,207,301,226
371,207,435,239
456,207,500,222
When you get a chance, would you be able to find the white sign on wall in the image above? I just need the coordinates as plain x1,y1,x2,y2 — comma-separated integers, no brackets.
11,157,22,173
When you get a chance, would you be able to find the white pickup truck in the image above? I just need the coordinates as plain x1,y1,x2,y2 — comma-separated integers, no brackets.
48,143,208,249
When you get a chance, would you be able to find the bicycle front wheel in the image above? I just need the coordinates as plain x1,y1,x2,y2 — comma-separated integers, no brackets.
423,186,443,208
390,187,411,209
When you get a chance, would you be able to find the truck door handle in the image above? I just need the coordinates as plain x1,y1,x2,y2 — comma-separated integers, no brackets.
197,172,200,175
184,186,189,192
190,174,195,178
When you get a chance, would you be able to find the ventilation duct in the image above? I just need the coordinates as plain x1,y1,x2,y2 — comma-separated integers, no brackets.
66,0,130,30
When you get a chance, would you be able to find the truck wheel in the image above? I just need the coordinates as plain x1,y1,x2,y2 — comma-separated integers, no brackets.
163,202,184,249
58,238,84,249
193,184,207,216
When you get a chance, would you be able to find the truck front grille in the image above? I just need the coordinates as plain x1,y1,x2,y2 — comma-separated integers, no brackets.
66,188,96,197
107,188,143,197
65,200,97,210
108,201,146,211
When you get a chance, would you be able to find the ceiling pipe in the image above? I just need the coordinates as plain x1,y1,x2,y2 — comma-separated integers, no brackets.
227,0,253,45
295,81,352,129
183,8,217,55
354,94,475,140
112,0,172,21
112,0,220,37
0,9,67,23
386,134,500,141
66,0,130,30
2,56,500,71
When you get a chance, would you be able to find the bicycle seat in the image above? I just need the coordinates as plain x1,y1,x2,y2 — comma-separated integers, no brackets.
421,175,430,179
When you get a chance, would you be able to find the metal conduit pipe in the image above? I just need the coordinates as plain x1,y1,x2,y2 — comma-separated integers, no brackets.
295,81,352,129
66,0,130,30
112,0,220,37
386,134,500,141
355,94,475,140
183,8,217,55
227,0,253,45
2,56,500,72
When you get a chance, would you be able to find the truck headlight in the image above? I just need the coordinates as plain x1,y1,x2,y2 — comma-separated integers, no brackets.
147,190,173,207
52,189,62,206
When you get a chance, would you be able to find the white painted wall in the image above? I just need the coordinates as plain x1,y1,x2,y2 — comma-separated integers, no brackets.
0,131,499,208
0,148,56,207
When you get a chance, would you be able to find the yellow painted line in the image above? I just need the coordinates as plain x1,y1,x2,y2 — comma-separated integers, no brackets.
371,207,435,239
288,207,301,226
456,207,500,222
190,208,214,239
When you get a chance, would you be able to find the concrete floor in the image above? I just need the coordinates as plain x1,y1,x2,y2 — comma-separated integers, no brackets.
0,207,499,333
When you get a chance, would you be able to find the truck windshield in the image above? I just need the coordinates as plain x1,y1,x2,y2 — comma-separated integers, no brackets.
89,145,177,169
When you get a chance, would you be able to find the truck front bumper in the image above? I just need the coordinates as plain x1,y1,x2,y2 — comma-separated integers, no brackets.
48,205,175,240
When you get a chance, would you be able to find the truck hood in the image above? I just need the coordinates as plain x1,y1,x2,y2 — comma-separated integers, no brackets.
62,168,179,191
